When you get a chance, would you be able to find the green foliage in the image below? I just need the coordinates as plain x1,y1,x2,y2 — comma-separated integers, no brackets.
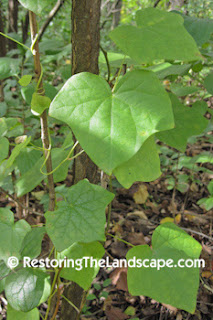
0,208,30,264
127,223,202,313
17,0,56,15
0,137,9,162
31,93,51,116
204,73,213,95
5,268,48,312
1,3,212,317
113,135,161,188
109,8,201,64
157,95,208,152
49,70,173,175
20,227,46,259
7,305,39,320
18,75,32,87
58,242,105,290
45,179,114,251
0,58,20,80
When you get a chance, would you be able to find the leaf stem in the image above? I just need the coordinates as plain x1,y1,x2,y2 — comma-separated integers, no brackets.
107,232,135,247
106,175,113,231
0,32,31,52
61,294,80,313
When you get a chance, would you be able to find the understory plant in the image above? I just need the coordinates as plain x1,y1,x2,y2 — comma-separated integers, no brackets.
0,1,213,319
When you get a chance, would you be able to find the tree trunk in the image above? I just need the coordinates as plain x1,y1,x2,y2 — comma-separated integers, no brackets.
60,1,101,319
0,0,6,57
8,0,19,50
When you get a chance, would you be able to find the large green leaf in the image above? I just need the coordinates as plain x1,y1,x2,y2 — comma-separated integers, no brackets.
127,222,202,313
20,227,45,259
45,179,114,251
176,13,213,46
0,137,9,162
0,209,31,264
15,148,41,175
7,305,39,320
109,8,201,64
113,135,161,188
0,208,14,225
49,70,173,174
58,242,105,290
156,94,208,152
5,268,47,312
17,0,55,15
0,58,20,80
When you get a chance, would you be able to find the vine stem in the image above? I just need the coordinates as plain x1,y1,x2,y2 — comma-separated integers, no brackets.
106,175,113,231
29,11,55,211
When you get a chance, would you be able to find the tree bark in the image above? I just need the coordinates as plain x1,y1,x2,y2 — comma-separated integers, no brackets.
8,0,19,50
60,1,101,319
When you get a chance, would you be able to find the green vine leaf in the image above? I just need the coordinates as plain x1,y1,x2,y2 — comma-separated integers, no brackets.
109,8,201,64
5,268,47,312
0,209,31,264
18,75,32,87
127,222,202,313
31,93,51,116
49,70,173,174
0,58,20,80
113,135,161,188
156,94,208,152
7,305,39,320
0,137,9,162
58,242,105,290
109,8,202,63
17,0,55,15
20,227,46,259
45,179,114,251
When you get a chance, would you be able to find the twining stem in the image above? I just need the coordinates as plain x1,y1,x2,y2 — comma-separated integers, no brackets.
29,11,55,211
106,175,113,231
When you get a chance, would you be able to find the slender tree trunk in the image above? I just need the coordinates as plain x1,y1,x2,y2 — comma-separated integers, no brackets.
22,12,29,43
8,0,19,50
60,1,101,319
111,0,122,30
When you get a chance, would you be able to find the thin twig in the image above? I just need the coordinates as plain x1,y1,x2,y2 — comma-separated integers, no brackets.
181,227,213,241
154,0,162,8
100,44,110,82
38,0,65,42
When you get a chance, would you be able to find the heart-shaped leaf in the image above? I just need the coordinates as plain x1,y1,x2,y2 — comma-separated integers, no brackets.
49,70,173,174
58,242,105,290
109,8,201,64
45,180,114,251
20,227,46,259
113,135,161,188
5,268,47,312
7,304,39,320
17,0,55,15
127,222,202,313
157,94,208,152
